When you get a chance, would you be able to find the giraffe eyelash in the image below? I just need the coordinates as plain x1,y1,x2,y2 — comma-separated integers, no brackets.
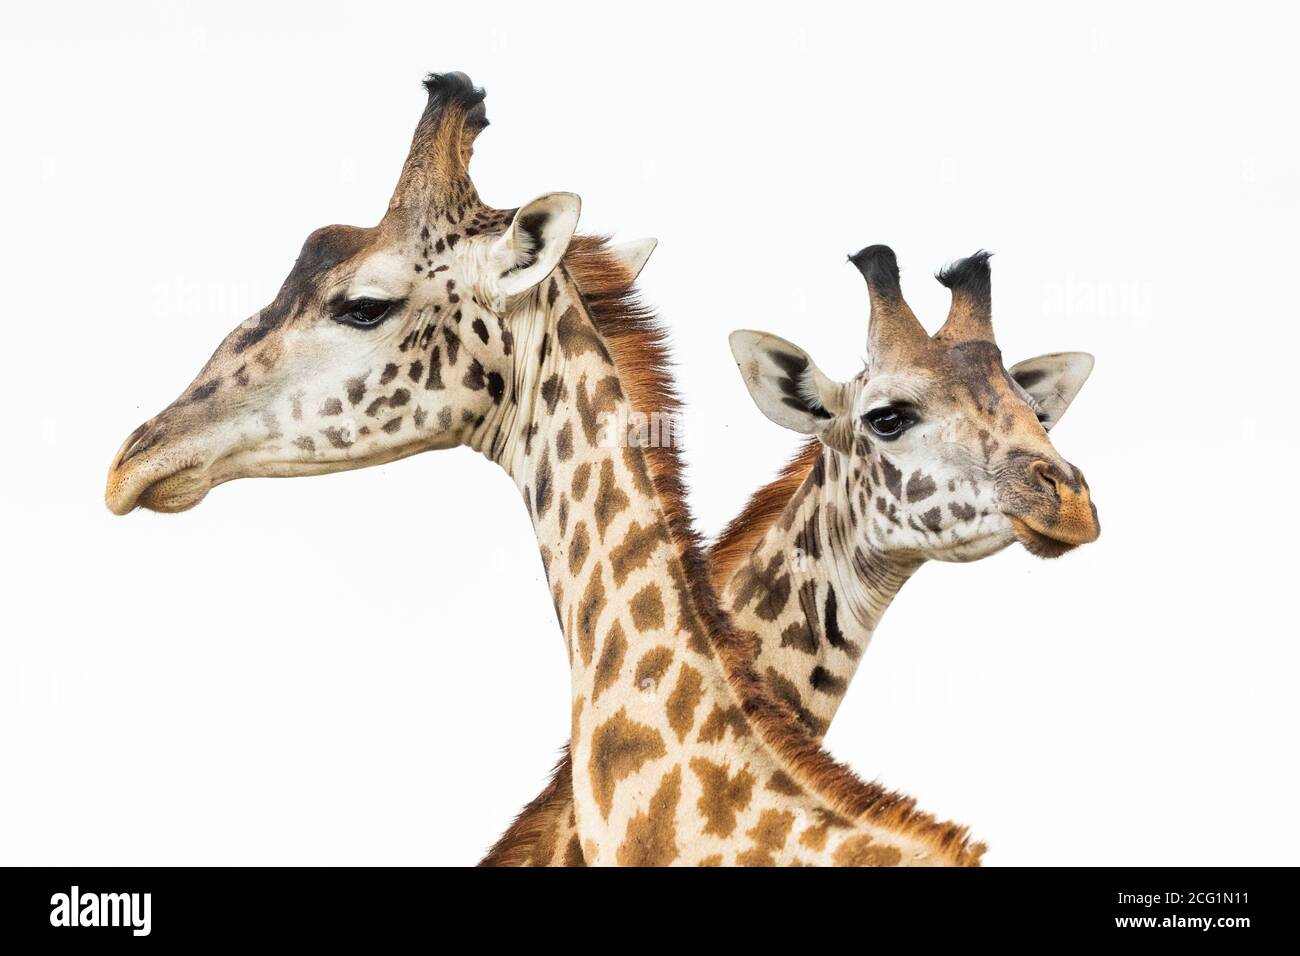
330,296,405,329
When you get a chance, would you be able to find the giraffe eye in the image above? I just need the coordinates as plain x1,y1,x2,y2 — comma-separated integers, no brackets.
333,297,399,329
864,405,915,440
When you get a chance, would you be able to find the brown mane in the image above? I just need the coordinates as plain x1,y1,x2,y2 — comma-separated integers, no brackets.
482,236,983,867
708,437,822,590
478,746,578,867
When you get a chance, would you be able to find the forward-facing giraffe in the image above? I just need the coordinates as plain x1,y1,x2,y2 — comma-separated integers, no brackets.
483,246,1099,865
106,73,984,865
726,245,1100,711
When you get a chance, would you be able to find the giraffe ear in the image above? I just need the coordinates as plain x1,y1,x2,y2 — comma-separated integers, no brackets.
1008,352,1095,431
729,330,852,446
607,237,657,281
489,192,581,299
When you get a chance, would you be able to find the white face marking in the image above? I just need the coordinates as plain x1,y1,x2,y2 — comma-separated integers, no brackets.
345,251,415,301
857,370,933,415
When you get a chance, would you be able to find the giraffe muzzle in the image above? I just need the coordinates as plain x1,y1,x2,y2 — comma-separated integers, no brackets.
106,421,214,515
1000,459,1100,558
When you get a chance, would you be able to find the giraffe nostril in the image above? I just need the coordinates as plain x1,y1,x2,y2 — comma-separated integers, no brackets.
1029,460,1063,494
115,426,147,468
114,422,163,470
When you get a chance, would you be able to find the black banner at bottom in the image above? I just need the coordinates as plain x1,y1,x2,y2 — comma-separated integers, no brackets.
0,866,1284,945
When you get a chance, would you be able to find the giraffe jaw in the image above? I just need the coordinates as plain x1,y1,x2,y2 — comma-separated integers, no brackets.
1008,516,1080,559
133,466,212,513
108,431,460,515
926,529,1016,563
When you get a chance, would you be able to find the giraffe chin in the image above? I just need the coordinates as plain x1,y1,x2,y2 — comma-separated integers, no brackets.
1008,517,1079,559
135,468,212,514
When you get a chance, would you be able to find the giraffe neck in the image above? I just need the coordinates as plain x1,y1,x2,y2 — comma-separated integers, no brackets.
470,260,978,865
727,444,922,735
487,268,728,859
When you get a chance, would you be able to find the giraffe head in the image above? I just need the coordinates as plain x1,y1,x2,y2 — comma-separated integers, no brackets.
106,73,590,515
730,245,1099,561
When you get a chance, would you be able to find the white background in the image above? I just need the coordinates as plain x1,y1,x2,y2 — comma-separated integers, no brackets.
2,1,1297,866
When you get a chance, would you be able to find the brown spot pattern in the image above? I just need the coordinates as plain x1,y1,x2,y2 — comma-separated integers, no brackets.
555,421,574,462
767,771,804,796
633,647,675,692
697,704,749,744
609,521,668,587
588,709,667,819
690,758,755,839
593,459,630,541
563,835,585,867
622,445,654,497
575,374,622,447
906,470,937,502
737,810,795,867
665,664,704,742
628,583,665,632
570,462,592,501
668,562,712,657
616,767,681,867
800,822,832,852
591,622,628,704
833,834,903,867
731,554,791,622
780,621,817,655
576,563,606,667
568,520,589,576
556,305,612,362
764,667,828,737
